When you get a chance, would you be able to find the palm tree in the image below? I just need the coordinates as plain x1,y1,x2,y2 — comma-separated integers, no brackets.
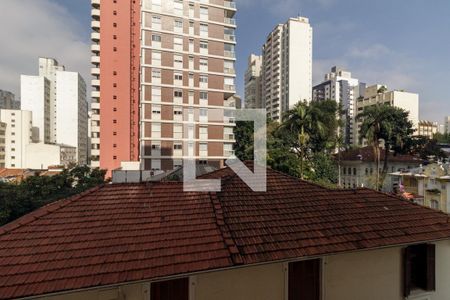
282,102,325,179
357,104,391,190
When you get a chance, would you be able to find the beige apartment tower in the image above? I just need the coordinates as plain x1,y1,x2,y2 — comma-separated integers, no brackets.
244,54,262,109
92,0,237,173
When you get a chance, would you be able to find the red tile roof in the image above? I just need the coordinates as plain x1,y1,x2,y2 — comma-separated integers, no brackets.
2,166,450,298
339,146,422,163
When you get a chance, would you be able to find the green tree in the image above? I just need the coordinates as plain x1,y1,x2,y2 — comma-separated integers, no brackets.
357,104,414,190
0,166,106,226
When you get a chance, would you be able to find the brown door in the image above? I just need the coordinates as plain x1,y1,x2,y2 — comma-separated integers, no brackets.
151,278,189,300
289,259,321,300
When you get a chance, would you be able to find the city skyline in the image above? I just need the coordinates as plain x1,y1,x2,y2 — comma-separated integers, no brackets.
0,0,449,123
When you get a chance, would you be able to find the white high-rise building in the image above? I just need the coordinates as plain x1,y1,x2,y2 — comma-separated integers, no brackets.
261,17,313,121
244,54,263,109
20,75,51,143
313,67,366,145
0,110,33,168
445,116,450,133
56,71,88,165
20,58,88,164
0,122,6,168
39,58,65,143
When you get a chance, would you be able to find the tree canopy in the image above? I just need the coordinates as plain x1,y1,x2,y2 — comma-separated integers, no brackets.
0,166,106,226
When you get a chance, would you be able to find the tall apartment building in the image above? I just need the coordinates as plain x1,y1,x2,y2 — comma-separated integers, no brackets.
20,75,51,143
244,54,262,109
91,0,237,173
0,90,20,110
313,66,366,145
21,58,88,164
355,85,419,146
261,17,312,121
445,116,450,133
0,122,6,168
418,120,438,139
39,57,65,143
56,72,88,164
0,110,33,168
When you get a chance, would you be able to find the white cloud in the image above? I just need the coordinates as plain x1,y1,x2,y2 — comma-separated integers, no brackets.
0,0,90,99
348,44,391,59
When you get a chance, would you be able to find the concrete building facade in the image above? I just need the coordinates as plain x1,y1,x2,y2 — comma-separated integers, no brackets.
445,116,450,133
21,58,88,164
261,17,312,121
313,66,366,145
418,120,438,139
20,75,51,143
244,54,262,109
0,122,6,168
0,109,33,168
56,71,88,165
355,85,419,146
0,90,20,110
25,143,77,170
92,0,237,173
38,58,66,143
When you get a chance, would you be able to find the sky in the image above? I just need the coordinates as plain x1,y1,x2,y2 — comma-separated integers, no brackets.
0,0,449,123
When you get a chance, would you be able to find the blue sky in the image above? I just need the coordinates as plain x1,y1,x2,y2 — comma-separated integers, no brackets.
1,0,449,123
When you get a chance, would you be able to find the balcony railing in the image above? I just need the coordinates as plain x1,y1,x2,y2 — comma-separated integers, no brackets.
224,51,236,58
224,18,236,25
224,1,236,9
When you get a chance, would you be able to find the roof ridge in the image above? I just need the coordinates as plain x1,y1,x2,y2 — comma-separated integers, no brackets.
0,184,105,236
209,192,243,265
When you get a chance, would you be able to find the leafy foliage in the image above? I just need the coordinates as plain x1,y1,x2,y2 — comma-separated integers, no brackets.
0,166,106,226
234,100,339,187
357,104,414,190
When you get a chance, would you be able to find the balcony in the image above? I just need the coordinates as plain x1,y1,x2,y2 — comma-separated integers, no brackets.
91,79,100,87
224,84,236,91
91,20,100,30
91,32,100,42
224,51,236,58
224,1,237,9
91,0,100,7
91,56,100,64
91,8,100,19
91,68,100,75
224,34,236,42
91,44,100,53
91,90,100,98
224,68,235,75
224,18,236,26
91,102,100,110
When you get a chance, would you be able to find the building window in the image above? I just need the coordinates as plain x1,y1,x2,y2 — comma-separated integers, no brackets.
174,72,183,81
173,0,184,15
200,41,208,50
174,144,183,150
151,278,188,300
174,90,183,98
403,244,435,297
152,34,162,42
199,74,208,83
174,19,183,29
288,259,321,300
430,200,439,210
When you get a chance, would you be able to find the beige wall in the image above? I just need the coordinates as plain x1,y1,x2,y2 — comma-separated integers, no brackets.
324,247,403,300
195,263,285,300
37,242,450,300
